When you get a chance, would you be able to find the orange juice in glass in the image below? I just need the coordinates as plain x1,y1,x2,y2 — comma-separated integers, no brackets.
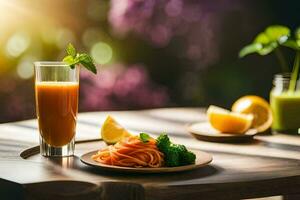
34,62,79,157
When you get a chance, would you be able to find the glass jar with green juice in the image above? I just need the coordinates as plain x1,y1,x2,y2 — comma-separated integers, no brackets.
270,74,300,133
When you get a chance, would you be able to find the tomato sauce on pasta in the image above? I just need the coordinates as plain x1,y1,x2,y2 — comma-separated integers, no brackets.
92,136,164,168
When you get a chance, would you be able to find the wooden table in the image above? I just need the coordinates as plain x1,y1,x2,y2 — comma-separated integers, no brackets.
1,108,300,200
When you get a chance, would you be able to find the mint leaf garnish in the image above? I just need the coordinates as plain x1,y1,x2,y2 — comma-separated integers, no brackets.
78,53,97,74
66,43,76,57
139,133,150,143
63,43,97,74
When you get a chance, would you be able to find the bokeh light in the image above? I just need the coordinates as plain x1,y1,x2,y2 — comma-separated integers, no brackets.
5,32,31,58
16,56,36,79
90,42,113,64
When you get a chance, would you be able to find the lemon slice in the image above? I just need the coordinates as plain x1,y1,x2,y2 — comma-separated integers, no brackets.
232,95,272,133
207,105,253,134
101,116,131,144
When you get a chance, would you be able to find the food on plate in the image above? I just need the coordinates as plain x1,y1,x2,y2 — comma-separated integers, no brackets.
92,133,196,168
232,95,272,132
101,115,132,144
156,134,196,167
92,134,164,167
207,105,253,134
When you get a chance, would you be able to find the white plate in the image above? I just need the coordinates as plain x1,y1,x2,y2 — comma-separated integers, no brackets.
80,149,212,173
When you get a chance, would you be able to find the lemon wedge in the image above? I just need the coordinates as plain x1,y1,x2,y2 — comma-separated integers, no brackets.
101,115,131,144
207,105,253,134
232,95,272,133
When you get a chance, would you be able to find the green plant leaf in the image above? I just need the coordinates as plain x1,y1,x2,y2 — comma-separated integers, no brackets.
238,25,300,74
239,43,262,57
257,42,278,55
139,133,150,143
63,55,74,63
241,27,288,58
254,33,270,45
282,40,300,51
78,53,97,74
80,61,97,74
78,53,93,63
257,45,276,55
63,55,76,69
66,43,77,57
240,26,290,58
265,25,290,42
62,43,97,74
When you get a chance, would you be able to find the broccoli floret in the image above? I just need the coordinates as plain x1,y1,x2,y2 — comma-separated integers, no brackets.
180,150,196,165
164,145,181,167
173,144,187,152
172,144,196,165
156,134,171,153
156,134,196,167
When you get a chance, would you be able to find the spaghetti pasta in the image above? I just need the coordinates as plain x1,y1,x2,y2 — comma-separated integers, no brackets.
92,136,164,168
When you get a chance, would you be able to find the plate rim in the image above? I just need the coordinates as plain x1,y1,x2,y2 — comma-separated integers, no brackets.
80,149,213,173
186,122,257,138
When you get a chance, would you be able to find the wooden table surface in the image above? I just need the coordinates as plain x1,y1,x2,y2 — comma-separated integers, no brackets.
1,108,300,200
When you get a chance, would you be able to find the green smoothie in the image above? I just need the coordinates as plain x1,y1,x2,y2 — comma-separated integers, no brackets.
270,91,300,132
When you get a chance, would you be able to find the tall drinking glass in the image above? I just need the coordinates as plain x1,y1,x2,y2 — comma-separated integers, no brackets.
34,62,79,157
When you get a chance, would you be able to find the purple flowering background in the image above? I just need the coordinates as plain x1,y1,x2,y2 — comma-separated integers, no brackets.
0,0,299,122
80,64,168,111
109,0,227,67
